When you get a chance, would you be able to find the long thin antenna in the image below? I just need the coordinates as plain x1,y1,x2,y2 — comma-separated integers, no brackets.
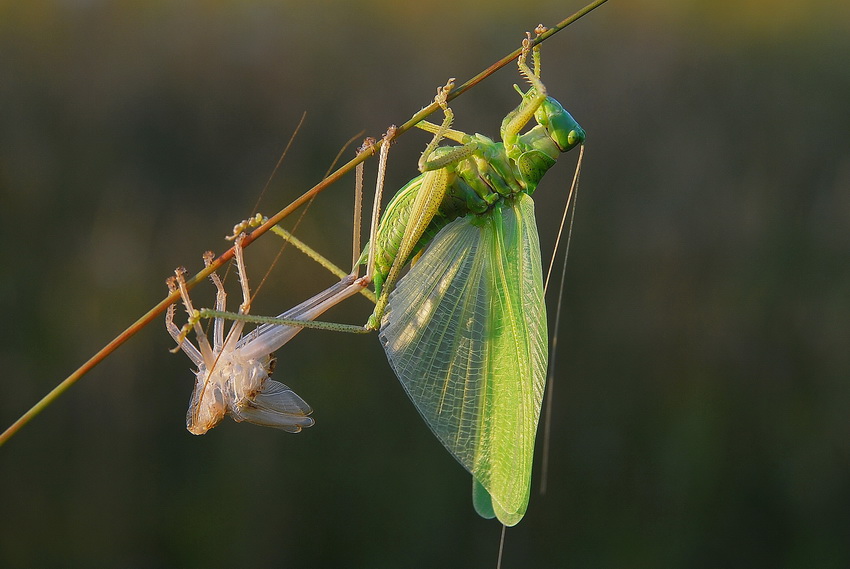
544,145,584,294
540,145,584,495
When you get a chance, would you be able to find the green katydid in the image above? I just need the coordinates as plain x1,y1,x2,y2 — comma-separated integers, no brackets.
188,27,585,526
364,28,585,526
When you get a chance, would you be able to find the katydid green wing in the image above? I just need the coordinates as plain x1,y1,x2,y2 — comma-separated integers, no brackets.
379,193,547,526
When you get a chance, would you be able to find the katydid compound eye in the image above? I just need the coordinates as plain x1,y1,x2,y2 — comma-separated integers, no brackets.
568,126,587,148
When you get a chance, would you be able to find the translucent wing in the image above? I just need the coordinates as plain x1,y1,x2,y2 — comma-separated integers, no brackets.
231,379,315,433
379,193,547,526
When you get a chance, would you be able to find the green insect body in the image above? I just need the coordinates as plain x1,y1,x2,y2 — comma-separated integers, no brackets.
366,98,584,320
369,36,586,526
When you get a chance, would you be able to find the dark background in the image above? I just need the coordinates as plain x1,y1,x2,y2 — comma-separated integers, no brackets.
1,1,848,567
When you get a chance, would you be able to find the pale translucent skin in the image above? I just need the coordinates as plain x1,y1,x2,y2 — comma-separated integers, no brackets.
166,240,366,435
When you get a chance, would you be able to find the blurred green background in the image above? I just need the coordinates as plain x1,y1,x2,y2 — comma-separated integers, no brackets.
1,0,848,567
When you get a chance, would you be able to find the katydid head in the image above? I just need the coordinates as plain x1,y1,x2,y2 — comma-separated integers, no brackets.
535,96,585,153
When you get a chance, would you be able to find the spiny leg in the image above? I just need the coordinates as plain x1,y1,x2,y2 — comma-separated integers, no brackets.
170,266,216,361
501,30,550,151
203,250,227,353
417,79,456,171
416,79,480,173
532,24,546,79
165,277,182,343
365,127,397,285
212,234,254,357
352,137,377,274
166,276,203,365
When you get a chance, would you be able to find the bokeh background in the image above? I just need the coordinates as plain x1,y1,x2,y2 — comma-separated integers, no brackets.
1,0,848,567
